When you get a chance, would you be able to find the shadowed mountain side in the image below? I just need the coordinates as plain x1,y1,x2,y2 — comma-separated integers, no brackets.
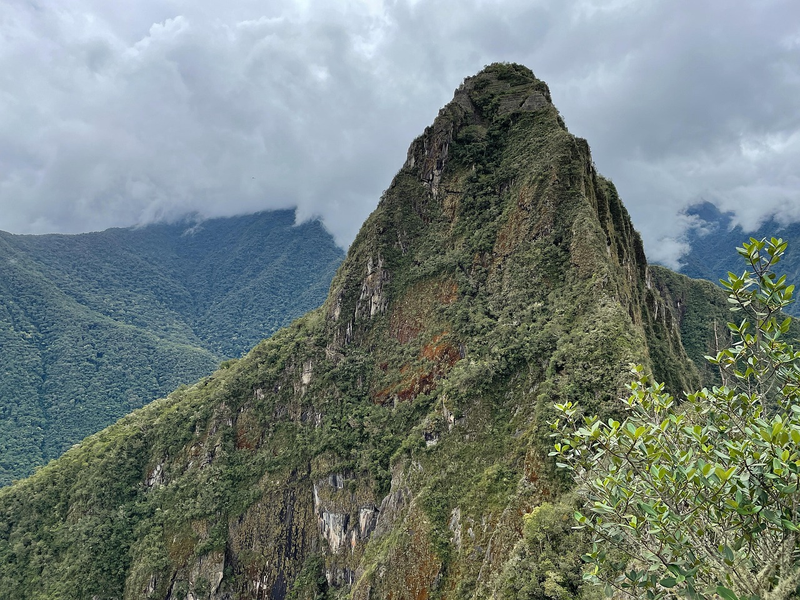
2,211,344,357
679,202,800,317
0,211,343,483
0,64,718,599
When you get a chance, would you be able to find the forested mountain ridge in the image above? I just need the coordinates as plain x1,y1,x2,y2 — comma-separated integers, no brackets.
0,64,730,599
0,210,344,484
679,201,800,316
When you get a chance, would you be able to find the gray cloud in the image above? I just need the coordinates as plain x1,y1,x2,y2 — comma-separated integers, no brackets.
1,0,798,266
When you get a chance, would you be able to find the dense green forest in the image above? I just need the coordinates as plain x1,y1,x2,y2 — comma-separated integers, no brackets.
0,64,750,599
0,211,344,484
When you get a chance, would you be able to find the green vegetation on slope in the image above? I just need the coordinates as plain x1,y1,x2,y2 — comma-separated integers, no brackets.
0,64,712,600
0,210,343,484
556,237,800,600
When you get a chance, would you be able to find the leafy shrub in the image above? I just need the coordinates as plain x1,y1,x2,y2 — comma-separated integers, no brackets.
554,238,800,600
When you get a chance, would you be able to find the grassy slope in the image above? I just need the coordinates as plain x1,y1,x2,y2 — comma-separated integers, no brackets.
0,64,710,600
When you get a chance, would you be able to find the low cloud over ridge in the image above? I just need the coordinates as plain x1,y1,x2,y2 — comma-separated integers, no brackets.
1,0,798,267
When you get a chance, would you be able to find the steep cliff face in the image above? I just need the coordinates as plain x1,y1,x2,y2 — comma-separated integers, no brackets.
0,64,702,599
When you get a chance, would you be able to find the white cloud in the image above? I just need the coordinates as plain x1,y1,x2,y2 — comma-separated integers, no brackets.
0,0,798,266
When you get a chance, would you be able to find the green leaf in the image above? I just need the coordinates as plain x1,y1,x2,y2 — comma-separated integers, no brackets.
781,519,799,532
685,582,699,600
666,564,683,577
716,585,738,600
721,544,735,564
659,576,677,588
762,509,781,525
638,502,658,517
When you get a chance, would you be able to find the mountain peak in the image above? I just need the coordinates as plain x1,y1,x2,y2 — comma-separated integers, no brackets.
404,62,558,198
457,62,553,113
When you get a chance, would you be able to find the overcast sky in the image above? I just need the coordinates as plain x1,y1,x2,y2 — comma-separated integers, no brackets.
1,0,798,266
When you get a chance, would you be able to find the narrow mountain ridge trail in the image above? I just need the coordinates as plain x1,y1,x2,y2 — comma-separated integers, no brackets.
0,63,720,600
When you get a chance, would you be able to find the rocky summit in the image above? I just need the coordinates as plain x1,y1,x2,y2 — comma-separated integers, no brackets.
0,63,726,599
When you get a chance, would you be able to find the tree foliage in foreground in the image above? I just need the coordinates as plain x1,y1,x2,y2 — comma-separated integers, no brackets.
554,237,800,600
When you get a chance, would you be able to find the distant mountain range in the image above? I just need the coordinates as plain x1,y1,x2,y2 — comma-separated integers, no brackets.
0,210,344,484
679,201,800,315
